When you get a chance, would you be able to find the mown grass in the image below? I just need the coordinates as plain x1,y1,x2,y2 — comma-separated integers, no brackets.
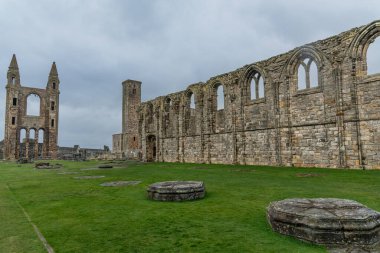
1,160,380,252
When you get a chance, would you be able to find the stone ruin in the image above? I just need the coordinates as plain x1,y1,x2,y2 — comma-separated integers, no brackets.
100,181,141,187
113,20,380,169
147,181,206,201
3,55,59,161
35,162,63,169
267,198,380,251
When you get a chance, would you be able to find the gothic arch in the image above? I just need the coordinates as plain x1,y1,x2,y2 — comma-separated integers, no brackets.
284,46,325,93
209,81,224,111
183,89,197,135
350,20,380,76
240,64,268,102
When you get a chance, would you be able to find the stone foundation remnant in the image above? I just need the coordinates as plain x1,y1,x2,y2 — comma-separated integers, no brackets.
74,176,105,179
267,198,380,248
147,181,205,201
113,20,380,169
98,165,113,169
35,162,63,169
100,181,141,187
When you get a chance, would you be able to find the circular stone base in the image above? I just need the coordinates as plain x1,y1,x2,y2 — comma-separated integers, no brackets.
267,198,380,247
100,181,141,187
147,181,205,201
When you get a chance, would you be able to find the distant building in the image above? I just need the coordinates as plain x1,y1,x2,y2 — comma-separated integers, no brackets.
58,145,109,160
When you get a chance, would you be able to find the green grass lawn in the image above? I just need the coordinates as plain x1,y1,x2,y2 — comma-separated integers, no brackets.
1,160,380,253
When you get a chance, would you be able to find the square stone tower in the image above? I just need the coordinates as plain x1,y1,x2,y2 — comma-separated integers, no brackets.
3,55,59,160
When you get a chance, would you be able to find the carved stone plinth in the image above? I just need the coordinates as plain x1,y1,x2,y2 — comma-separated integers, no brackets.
147,181,205,201
267,198,380,248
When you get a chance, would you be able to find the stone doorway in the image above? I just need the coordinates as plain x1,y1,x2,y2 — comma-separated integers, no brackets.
146,135,156,162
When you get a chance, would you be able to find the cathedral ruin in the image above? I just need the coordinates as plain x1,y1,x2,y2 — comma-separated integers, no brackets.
3,55,60,160
116,20,380,169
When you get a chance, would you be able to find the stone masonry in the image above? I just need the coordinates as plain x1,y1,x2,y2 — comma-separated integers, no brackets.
113,80,141,159
3,55,60,160
116,20,380,169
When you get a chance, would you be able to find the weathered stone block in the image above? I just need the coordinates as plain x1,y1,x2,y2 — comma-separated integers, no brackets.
267,198,380,247
147,181,205,201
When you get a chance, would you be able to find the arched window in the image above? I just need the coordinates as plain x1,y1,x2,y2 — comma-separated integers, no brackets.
29,129,36,158
297,58,319,90
12,77,16,85
366,37,380,75
26,94,40,116
309,61,318,88
190,92,195,109
19,129,27,158
29,129,36,141
38,129,44,143
185,91,196,135
19,129,26,143
38,129,44,158
216,85,224,110
250,72,265,100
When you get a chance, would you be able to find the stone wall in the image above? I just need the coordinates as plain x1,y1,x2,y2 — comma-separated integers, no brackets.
134,20,380,169
112,133,123,158
3,55,60,160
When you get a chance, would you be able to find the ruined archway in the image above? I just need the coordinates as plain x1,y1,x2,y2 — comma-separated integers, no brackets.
146,134,156,162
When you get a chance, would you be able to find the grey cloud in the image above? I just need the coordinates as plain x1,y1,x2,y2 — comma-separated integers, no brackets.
0,0,379,148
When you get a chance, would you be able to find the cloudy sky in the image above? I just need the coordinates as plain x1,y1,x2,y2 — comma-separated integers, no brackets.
0,0,379,148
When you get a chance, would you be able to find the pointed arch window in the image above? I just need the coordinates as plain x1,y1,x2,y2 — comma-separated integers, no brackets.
297,58,319,90
185,90,197,135
249,72,265,100
190,92,195,109
366,37,380,75
216,84,224,110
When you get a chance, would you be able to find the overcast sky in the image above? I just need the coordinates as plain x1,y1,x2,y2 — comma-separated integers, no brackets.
0,0,379,148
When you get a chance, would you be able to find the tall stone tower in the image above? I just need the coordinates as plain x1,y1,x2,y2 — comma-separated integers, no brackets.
121,79,141,159
3,54,60,160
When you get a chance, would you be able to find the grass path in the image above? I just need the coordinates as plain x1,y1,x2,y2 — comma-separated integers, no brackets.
0,179,45,252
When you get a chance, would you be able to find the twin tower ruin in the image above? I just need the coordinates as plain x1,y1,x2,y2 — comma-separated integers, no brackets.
3,55,59,160
113,20,380,169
